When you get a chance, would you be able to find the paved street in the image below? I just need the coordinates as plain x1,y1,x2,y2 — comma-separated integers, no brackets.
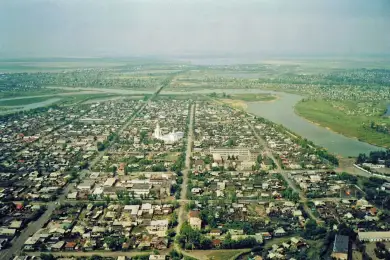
176,102,195,234
243,108,321,222
174,102,197,259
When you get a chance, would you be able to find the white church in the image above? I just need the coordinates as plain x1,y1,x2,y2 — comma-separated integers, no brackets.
153,123,184,143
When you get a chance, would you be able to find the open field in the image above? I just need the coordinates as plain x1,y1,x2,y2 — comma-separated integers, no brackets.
219,94,277,111
0,88,71,99
365,242,390,260
295,99,390,148
228,93,277,102
352,250,363,260
186,249,249,260
156,94,210,100
59,93,140,105
82,95,144,104
0,96,55,106
220,99,248,110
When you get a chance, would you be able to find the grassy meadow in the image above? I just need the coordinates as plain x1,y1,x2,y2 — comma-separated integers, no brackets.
295,99,390,148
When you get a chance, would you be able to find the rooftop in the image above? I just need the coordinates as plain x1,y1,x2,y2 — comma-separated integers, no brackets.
333,234,349,254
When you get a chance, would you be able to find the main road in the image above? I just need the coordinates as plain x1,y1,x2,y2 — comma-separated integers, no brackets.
176,102,195,233
174,102,196,258
244,114,321,222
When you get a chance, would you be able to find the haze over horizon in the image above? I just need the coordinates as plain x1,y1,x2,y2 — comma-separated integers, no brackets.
1,0,390,59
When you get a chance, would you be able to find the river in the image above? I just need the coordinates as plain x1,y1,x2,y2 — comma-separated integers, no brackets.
244,92,381,157
162,88,381,156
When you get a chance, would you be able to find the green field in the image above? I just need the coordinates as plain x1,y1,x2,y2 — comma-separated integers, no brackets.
295,99,390,148
188,249,249,260
229,93,277,102
0,88,67,99
0,96,55,106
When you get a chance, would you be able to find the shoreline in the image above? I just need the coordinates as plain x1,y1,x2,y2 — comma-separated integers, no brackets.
218,97,386,159
293,105,387,150
220,94,280,110
220,99,248,110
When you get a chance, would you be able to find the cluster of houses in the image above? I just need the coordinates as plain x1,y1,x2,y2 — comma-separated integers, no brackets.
77,100,138,126
187,199,306,244
0,105,85,164
193,102,265,171
0,202,43,249
288,171,359,198
69,172,175,201
122,99,188,151
0,99,140,202
188,171,287,201
23,202,175,252
3,67,172,91
194,102,262,151
0,170,70,202
266,237,308,260
312,198,385,228
253,121,331,170
92,100,189,173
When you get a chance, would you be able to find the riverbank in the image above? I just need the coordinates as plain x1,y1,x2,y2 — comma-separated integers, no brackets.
294,99,390,149
244,97,380,156
219,94,279,111
228,93,278,102
220,99,248,110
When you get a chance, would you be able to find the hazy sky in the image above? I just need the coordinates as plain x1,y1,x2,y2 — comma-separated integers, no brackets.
1,0,390,58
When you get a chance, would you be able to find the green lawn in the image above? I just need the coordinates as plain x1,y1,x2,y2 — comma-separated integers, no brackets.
295,99,390,148
0,96,55,106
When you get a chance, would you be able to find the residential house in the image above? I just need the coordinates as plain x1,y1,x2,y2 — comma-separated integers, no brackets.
189,210,202,230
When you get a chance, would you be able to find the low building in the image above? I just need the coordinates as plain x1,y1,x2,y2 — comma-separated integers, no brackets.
148,220,169,237
358,231,390,242
149,255,166,260
104,178,117,187
0,228,16,238
77,180,95,190
189,210,202,230
67,191,78,200
209,229,222,236
124,205,140,215
210,148,251,158
131,183,150,197
331,235,349,260
273,227,286,237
